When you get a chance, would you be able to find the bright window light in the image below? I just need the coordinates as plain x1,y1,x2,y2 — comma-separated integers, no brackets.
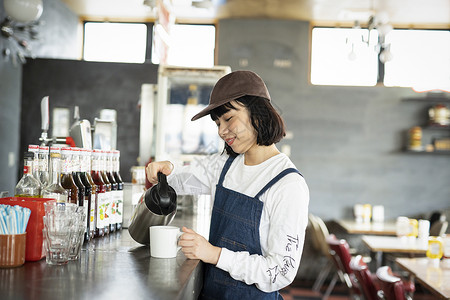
311,27,379,86
384,29,450,92
152,24,215,67
84,22,147,63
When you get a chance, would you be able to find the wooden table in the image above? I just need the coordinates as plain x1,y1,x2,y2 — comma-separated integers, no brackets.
396,257,450,300
362,235,427,269
337,219,397,235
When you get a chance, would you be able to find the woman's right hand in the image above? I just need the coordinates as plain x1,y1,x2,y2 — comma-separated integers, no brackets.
146,161,174,184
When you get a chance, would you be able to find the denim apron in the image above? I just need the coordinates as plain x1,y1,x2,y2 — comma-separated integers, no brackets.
200,156,302,300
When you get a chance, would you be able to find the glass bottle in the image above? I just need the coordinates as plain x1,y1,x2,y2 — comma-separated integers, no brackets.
60,147,79,204
38,145,50,188
71,148,86,203
28,144,40,181
72,147,89,241
15,151,41,198
83,149,97,239
91,149,106,237
112,150,124,230
106,151,118,233
42,148,68,203
100,150,111,235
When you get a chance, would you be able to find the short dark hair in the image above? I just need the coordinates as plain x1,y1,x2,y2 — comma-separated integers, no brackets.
210,95,286,156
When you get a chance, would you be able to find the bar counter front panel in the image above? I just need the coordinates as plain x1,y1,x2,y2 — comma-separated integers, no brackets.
0,210,208,300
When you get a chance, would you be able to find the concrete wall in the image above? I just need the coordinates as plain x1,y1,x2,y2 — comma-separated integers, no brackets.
217,19,450,221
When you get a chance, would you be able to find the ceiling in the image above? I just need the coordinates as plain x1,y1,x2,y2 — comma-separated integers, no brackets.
61,0,450,27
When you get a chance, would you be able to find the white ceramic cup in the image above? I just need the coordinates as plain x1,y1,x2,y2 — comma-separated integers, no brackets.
372,205,385,223
149,226,182,258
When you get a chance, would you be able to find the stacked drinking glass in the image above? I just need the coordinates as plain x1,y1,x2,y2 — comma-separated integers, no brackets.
43,201,86,265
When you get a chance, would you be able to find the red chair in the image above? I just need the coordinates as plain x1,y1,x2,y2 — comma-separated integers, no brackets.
376,266,413,300
325,236,361,299
350,255,380,300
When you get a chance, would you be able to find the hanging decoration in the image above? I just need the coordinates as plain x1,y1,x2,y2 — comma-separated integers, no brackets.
1,0,43,66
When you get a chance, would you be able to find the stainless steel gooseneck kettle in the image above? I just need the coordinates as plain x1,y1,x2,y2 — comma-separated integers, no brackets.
128,172,177,244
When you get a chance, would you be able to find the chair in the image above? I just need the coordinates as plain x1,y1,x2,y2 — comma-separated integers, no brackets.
325,236,361,299
350,255,380,300
376,266,413,300
429,220,448,236
308,214,335,292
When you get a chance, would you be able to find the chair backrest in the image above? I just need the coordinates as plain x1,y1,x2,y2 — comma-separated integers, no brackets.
376,266,407,300
326,236,361,296
429,220,448,236
350,255,379,300
327,236,353,275
429,211,444,227
308,214,332,258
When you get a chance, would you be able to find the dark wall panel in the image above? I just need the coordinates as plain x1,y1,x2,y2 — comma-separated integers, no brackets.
21,58,158,181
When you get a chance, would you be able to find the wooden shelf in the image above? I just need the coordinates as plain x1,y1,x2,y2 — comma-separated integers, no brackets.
404,149,450,155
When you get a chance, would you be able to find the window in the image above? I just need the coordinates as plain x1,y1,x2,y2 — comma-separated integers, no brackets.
311,27,379,86
83,22,148,63
311,27,450,91
152,24,216,67
383,29,450,92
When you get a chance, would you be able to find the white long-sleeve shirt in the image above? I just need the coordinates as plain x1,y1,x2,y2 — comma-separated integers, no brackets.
168,152,309,292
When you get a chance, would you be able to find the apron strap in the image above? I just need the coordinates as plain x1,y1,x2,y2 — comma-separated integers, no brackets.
255,168,302,199
218,156,236,186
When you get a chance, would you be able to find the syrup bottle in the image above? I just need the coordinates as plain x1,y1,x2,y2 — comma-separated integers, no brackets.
106,151,118,233
60,147,78,205
100,150,111,235
72,147,90,242
91,149,106,237
112,150,124,230
83,149,97,240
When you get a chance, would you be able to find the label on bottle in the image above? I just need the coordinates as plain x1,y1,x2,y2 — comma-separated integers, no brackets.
83,199,89,233
90,194,96,232
97,192,107,229
104,191,112,227
117,190,124,223
23,166,30,174
109,190,119,224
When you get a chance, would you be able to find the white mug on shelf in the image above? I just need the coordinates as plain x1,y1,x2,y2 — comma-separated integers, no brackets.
354,204,364,223
149,226,183,258
417,219,430,248
396,216,410,241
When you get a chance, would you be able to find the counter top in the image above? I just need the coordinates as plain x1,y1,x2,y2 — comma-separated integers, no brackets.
0,210,210,300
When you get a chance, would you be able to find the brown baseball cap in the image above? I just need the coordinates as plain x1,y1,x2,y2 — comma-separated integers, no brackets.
191,70,271,121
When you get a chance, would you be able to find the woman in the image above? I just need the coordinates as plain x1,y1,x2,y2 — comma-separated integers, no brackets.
146,70,309,299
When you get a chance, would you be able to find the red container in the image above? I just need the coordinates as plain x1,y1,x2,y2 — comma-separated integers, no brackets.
0,197,54,261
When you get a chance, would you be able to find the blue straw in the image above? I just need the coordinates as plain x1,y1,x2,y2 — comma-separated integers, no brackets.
0,204,31,234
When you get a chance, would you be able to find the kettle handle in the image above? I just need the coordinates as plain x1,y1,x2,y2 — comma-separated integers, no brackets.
157,172,171,207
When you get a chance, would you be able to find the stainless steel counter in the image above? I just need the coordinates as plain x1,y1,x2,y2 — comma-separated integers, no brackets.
0,210,210,300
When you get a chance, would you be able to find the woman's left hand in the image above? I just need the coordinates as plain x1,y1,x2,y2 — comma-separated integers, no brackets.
179,227,221,265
